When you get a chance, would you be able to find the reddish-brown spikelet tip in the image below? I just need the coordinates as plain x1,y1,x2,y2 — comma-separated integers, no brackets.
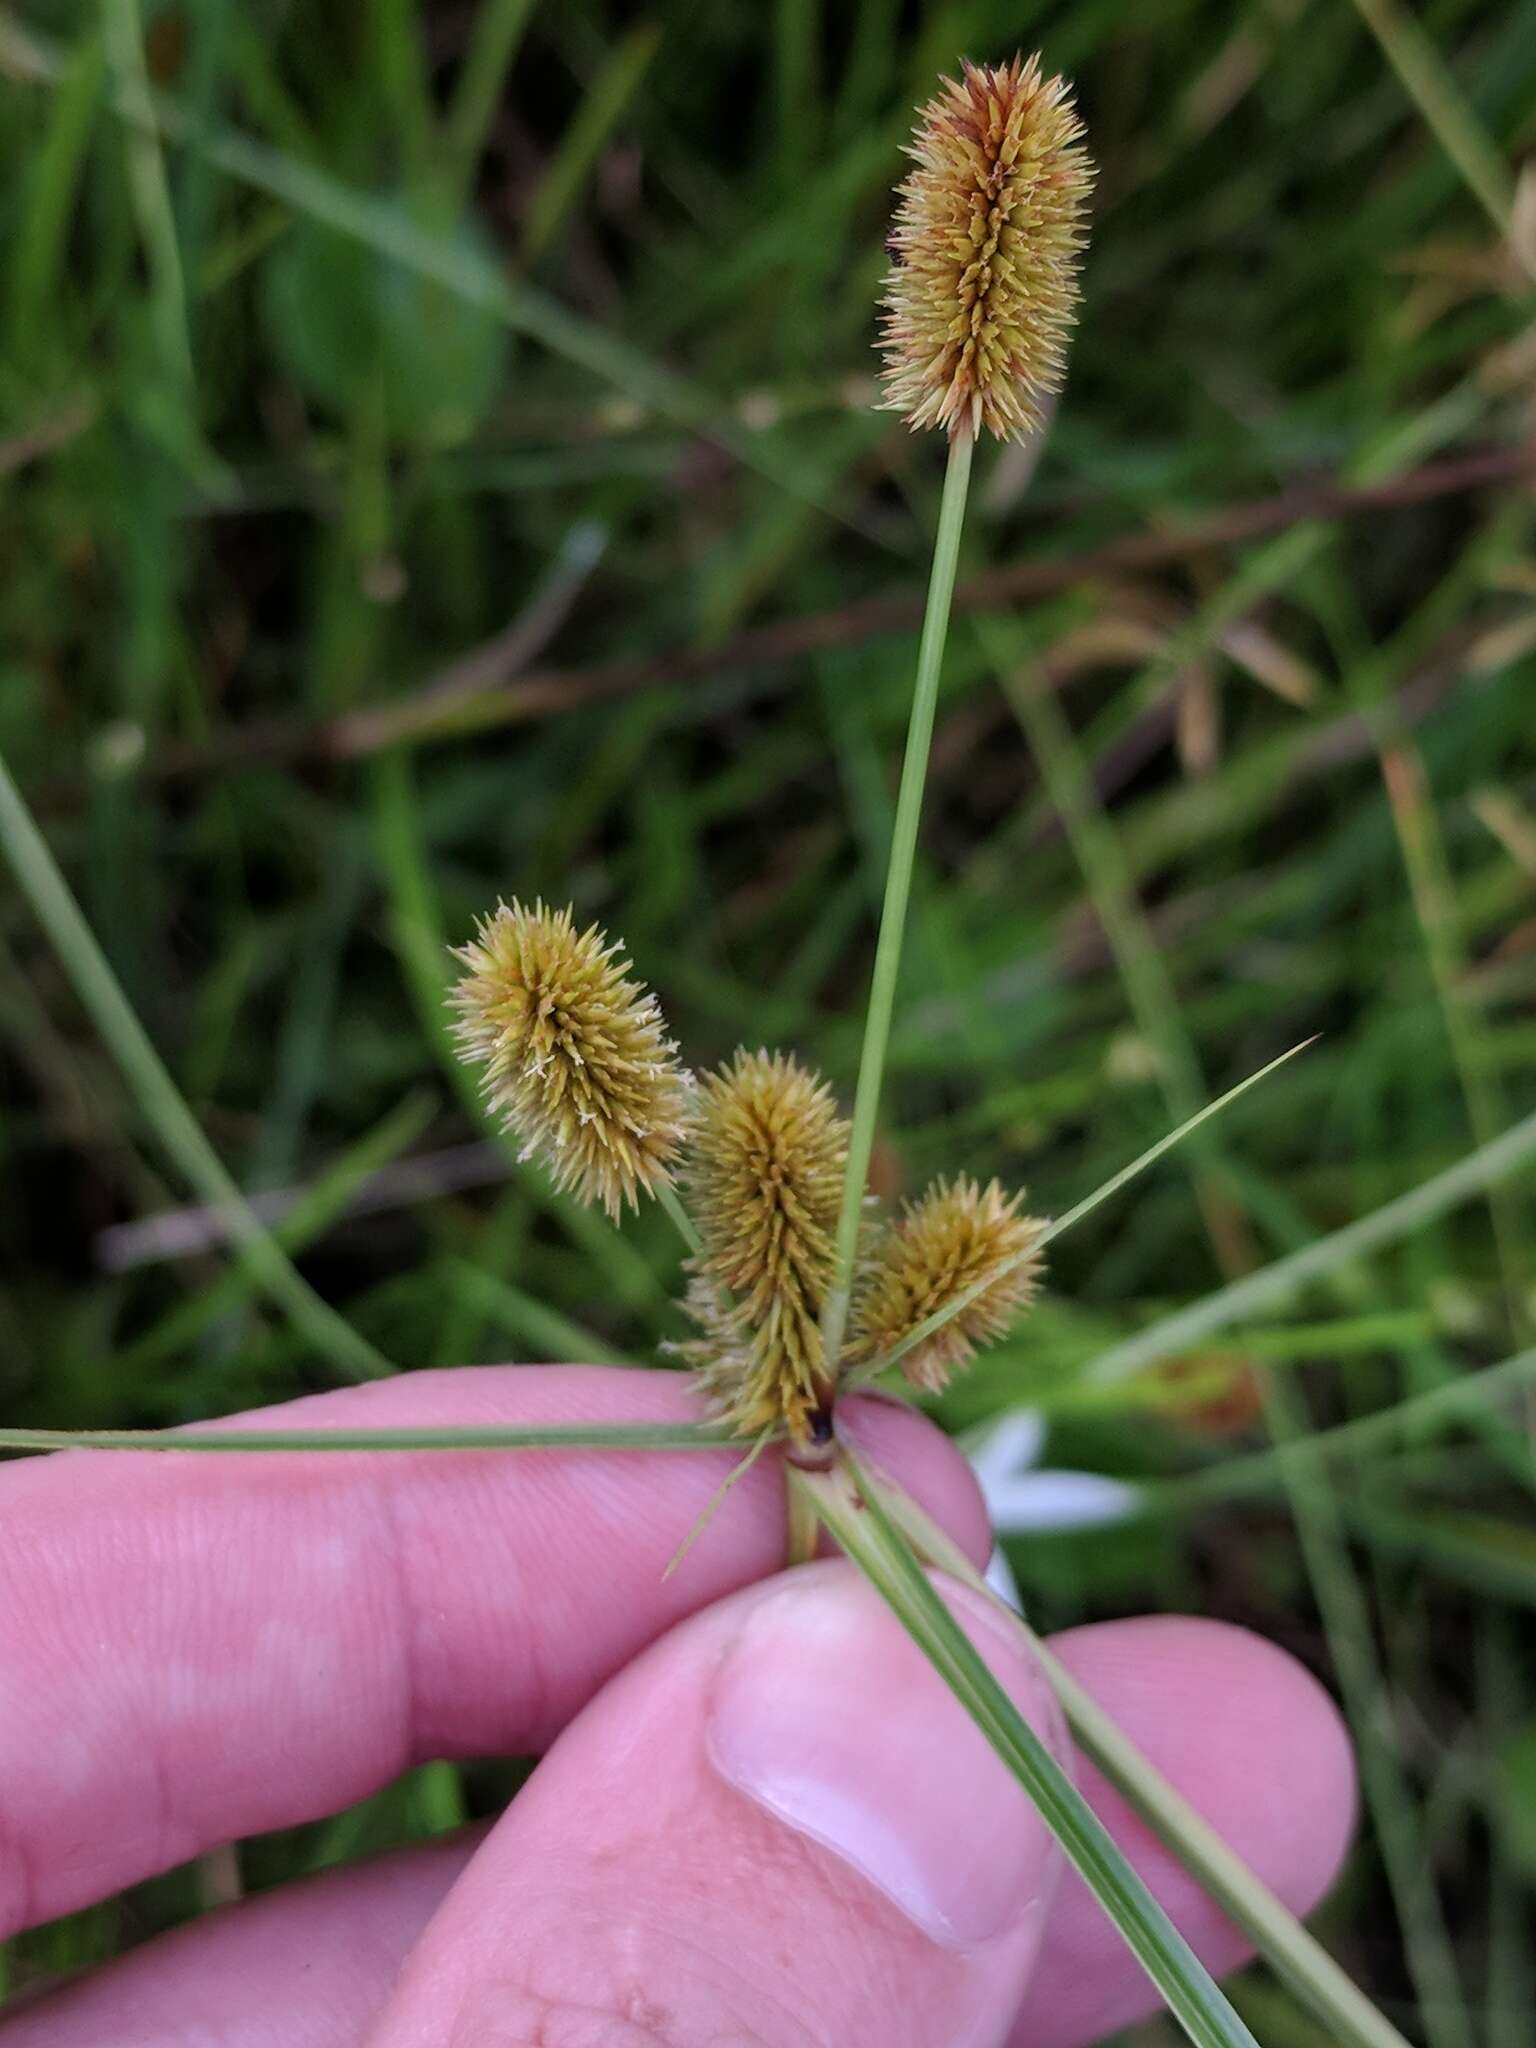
879,52,1093,444
448,899,689,1219
847,1174,1044,1392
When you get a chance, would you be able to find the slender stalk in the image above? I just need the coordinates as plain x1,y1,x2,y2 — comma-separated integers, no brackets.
0,752,394,1384
821,428,974,1368
863,1455,1414,2048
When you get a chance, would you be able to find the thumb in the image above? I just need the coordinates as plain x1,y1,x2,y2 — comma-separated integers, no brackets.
364,1561,1067,2048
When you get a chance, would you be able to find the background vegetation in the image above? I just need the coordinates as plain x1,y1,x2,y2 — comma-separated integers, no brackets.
3,0,1535,2038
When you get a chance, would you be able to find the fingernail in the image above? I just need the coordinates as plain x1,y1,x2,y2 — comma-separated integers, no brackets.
706,1566,1064,1950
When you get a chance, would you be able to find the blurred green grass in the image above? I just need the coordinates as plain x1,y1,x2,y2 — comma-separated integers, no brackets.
2,0,1535,2036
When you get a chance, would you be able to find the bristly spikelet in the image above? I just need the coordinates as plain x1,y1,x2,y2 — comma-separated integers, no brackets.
677,1049,849,1441
449,900,689,1218
879,53,1093,443
846,1175,1044,1391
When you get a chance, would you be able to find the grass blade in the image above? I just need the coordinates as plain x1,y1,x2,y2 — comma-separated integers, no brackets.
116,1089,438,1371
0,12,877,541
1379,736,1531,1344
856,1042,1313,1383
6,28,104,352
0,1420,732,1456
440,0,536,203
795,1452,1261,2048
1085,1106,1536,1389
0,751,394,1383
988,616,1478,2043
101,0,193,393
1255,1371,1476,2048
864,1456,1415,2048
1351,0,1527,267
520,22,661,263
1039,1041,1315,1253
1174,1344,1536,1511
444,1258,639,1367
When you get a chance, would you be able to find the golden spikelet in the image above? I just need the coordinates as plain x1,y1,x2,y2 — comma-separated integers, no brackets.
677,1049,849,1440
846,1175,1044,1391
449,899,689,1218
879,53,1093,443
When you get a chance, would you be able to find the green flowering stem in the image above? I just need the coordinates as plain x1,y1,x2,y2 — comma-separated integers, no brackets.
820,427,974,1371
859,1455,1413,2048
793,1448,1260,2048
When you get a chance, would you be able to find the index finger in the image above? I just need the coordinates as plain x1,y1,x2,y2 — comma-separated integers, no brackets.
0,1365,987,1937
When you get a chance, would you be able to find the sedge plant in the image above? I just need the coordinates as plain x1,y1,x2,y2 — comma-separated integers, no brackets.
0,48,1436,2048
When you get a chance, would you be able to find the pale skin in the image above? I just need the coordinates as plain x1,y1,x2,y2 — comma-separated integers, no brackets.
0,1367,1356,2047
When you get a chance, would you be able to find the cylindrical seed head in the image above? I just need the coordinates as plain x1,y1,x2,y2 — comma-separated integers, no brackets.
846,1174,1044,1391
677,1048,849,1440
449,899,689,1218
879,52,1093,443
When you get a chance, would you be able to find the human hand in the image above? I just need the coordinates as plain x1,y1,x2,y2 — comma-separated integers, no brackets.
0,1366,1353,2046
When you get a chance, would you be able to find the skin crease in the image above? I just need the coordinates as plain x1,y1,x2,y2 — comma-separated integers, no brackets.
0,1368,1356,2047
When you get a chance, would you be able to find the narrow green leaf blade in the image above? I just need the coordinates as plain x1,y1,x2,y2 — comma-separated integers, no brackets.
445,1259,639,1368
798,1458,1260,2048
0,1421,733,1456
859,1041,1315,1382
0,750,394,1384
1040,1039,1316,1252
863,1457,1414,2048
1086,1106,1536,1388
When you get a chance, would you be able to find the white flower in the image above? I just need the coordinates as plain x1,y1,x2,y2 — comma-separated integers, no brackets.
965,1408,1144,1609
